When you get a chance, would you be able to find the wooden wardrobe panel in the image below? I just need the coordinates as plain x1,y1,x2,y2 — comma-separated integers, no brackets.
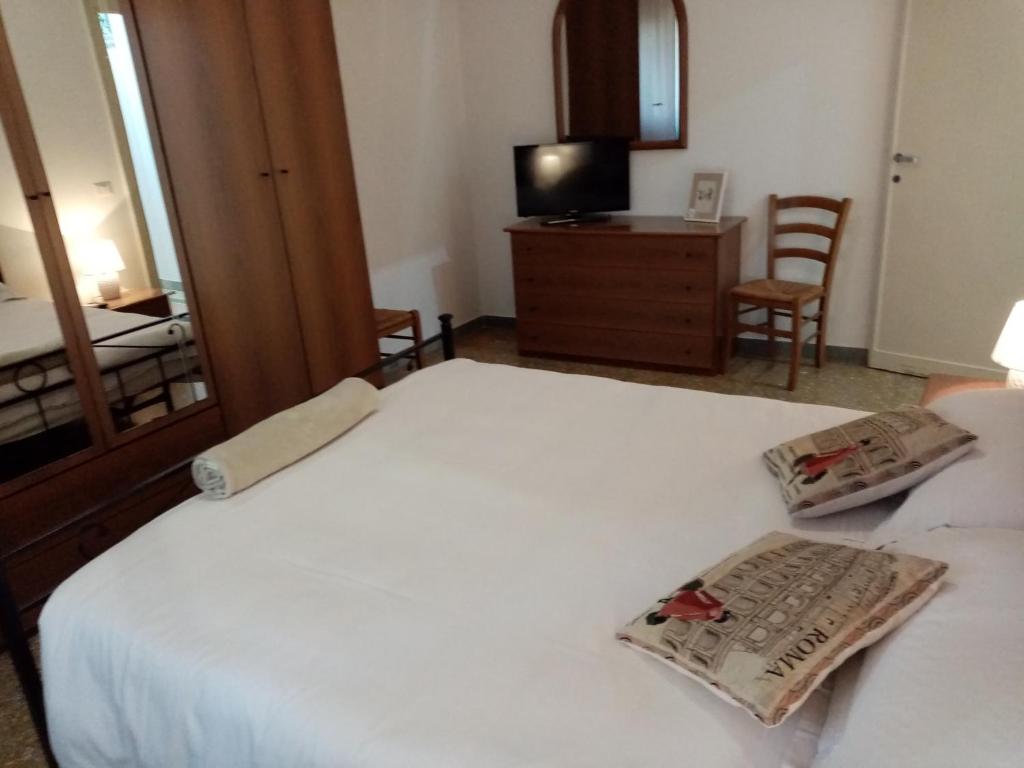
130,0,311,432
244,0,378,393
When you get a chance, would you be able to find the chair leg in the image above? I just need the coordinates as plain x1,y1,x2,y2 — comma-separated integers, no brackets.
723,295,737,372
410,310,424,370
788,299,803,391
767,308,776,362
815,300,827,368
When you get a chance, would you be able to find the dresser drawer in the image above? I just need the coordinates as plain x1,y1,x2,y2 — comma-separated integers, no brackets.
512,233,716,272
514,263,714,304
4,466,196,612
518,321,715,369
516,292,714,335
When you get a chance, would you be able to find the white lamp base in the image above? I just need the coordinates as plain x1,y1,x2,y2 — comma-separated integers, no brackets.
1007,369,1024,389
96,274,121,301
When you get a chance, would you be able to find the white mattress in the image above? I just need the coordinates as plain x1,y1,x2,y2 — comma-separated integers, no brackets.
0,297,197,443
41,360,902,767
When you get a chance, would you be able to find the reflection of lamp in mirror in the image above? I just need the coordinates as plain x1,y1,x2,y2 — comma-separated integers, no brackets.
991,300,1024,389
83,239,126,301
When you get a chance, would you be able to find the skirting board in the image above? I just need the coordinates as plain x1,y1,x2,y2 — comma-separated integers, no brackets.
459,315,516,331
868,348,1005,380
736,338,867,366
462,316,869,366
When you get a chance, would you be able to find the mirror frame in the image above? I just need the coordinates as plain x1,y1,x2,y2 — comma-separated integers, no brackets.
553,0,688,150
0,2,219,494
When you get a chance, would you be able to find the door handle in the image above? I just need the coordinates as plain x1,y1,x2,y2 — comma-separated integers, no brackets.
893,152,919,165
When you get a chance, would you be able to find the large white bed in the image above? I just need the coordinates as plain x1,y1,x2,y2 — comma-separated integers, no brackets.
40,359,911,767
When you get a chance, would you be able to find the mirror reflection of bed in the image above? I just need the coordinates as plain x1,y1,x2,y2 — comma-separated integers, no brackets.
0,0,209,482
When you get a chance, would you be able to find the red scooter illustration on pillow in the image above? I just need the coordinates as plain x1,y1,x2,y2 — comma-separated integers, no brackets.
791,438,877,485
645,579,732,625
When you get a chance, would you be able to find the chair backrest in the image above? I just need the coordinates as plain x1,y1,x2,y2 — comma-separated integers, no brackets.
767,195,853,293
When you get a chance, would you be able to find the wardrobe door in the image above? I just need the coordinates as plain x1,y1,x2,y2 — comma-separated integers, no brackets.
130,0,310,432
0,25,100,484
244,0,377,393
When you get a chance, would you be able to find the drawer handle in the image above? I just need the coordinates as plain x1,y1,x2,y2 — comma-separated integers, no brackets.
77,522,112,561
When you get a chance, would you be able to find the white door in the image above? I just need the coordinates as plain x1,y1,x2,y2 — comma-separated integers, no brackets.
870,0,1024,378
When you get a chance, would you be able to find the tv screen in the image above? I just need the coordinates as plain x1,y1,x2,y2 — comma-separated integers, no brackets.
514,139,630,218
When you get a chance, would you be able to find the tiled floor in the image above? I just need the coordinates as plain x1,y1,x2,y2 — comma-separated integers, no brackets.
450,324,926,412
0,639,43,767
0,325,926,766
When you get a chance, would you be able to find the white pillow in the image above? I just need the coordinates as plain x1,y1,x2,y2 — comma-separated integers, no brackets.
873,388,1024,541
813,527,1024,768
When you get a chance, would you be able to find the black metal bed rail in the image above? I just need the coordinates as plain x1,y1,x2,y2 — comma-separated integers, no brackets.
87,310,191,346
355,312,456,380
0,455,195,767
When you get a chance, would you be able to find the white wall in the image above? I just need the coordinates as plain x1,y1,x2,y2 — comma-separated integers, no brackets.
457,0,904,348
333,0,904,349
332,0,479,340
0,0,154,303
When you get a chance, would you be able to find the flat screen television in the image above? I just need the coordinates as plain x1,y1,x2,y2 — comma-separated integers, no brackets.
514,139,630,224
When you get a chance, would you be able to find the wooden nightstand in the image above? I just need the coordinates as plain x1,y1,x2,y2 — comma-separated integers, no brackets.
88,288,172,318
920,374,1005,406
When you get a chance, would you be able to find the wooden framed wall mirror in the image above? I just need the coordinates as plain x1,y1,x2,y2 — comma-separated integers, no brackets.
553,0,688,150
0,0,215,486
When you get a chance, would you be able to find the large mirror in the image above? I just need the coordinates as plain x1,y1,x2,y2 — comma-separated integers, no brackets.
554,0,688,149
0,0,209,438
0,109,93,482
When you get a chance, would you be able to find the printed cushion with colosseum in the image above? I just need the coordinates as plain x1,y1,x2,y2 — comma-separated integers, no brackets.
617,532,947,727
763,406,976,519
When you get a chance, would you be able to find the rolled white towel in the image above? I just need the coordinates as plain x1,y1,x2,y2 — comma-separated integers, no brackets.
192,377,378,499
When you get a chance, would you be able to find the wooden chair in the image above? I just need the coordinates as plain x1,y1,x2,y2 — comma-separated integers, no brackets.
374,308,424,370
724,195,853,391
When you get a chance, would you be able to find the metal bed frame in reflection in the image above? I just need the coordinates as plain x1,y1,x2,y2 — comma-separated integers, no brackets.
0,311,203,480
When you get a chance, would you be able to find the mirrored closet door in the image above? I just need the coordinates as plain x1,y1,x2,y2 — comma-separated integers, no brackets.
0,102,94,483
0,0,211,440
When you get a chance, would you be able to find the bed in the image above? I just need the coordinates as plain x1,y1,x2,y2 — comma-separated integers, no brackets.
0,295,201,447
38,358,915,768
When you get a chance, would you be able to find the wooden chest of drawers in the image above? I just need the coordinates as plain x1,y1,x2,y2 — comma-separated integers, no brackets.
506,216,744,373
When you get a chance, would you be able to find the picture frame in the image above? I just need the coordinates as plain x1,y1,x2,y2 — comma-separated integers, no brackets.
684,172,728,223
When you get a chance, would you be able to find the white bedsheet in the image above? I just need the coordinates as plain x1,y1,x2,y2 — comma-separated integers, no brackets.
41,360,901,768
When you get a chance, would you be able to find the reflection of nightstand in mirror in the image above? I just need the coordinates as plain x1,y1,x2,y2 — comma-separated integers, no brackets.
920,374,1005,407
87,288,171,318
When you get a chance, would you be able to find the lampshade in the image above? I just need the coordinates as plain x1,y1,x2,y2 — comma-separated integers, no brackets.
82,239,126,276
992,300,1024,387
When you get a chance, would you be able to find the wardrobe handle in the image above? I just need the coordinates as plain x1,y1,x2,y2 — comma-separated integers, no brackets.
277,168,290,175
259,171,271,177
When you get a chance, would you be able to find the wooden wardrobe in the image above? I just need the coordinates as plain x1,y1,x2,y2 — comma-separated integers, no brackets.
133,0,378,432
0,0,375,637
